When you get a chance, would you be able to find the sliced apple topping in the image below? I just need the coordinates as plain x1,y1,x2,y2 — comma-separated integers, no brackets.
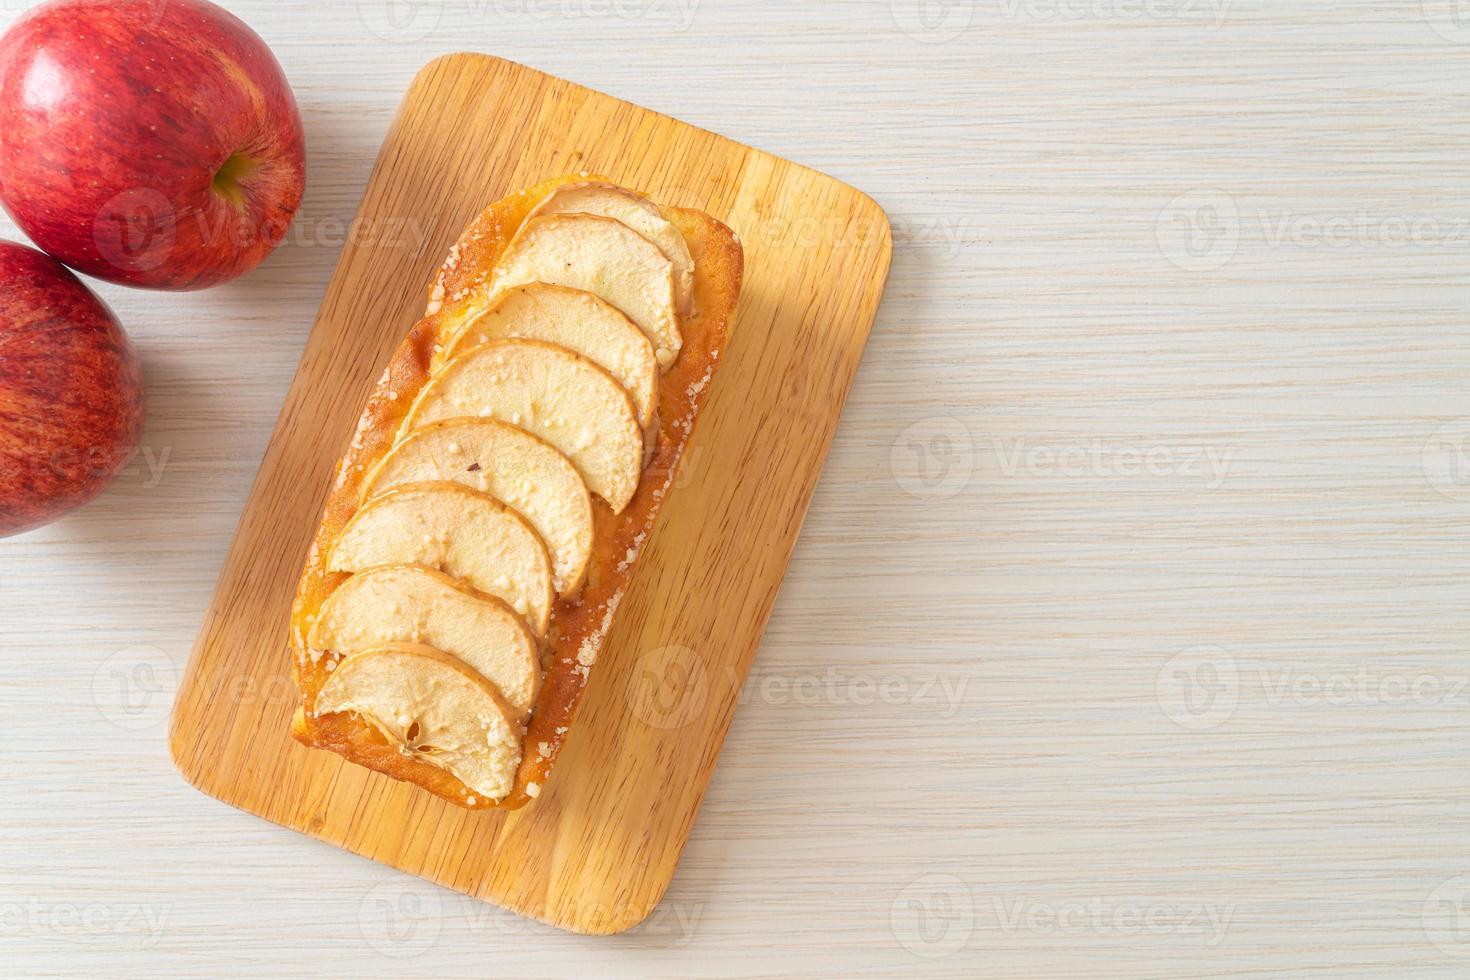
309,564,540,716
360,419,594,596
522,182,695,316
314,643,523,802
401,340,643,514
443,283,658,428
488,213,681,368
327,481,554,635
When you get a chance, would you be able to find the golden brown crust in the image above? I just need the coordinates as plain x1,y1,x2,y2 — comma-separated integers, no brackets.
290,175,743,810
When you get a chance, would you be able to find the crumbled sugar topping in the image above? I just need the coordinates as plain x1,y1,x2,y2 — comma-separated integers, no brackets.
687,366,713,399
574,592,624,676
615,532,647,574
525,782,541,798
537,741,551,758
466,796,477,805
555,726,567,736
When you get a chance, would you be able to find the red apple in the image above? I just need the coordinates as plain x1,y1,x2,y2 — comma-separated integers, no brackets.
0,239,144,537
0,0,305,290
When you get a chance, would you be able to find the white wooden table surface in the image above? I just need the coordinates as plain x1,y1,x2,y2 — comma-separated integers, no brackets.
4,0,1469,975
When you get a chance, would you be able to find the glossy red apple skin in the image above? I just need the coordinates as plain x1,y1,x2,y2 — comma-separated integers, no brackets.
0,0,305,290
0,239,144,537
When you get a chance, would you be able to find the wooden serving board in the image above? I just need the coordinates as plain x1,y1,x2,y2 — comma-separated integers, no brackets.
169,53,891,935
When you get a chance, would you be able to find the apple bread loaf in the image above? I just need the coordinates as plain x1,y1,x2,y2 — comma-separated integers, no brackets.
289,175,743,809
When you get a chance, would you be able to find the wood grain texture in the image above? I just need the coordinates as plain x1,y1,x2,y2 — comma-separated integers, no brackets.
167,53,892,934
5,0,1470,976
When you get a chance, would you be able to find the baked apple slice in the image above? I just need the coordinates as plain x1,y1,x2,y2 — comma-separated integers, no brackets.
401,339,643,514
327,481,554,635
488,213,681,368
521,181,696,316
308,564,540,716
360,418,594,596
314,644,523,803
442,283,658,428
